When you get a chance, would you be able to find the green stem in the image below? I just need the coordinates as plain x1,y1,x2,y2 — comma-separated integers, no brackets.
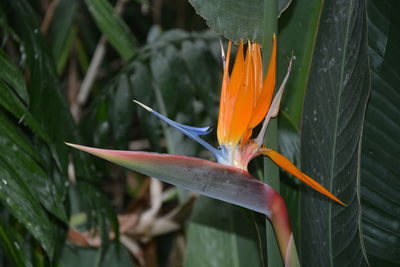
262,1,282,267
264,120,283,267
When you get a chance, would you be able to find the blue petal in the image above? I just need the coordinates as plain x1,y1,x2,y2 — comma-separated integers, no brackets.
134,101,221,158
172,123,212,136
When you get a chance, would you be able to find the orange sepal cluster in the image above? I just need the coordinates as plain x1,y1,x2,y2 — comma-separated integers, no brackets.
217,35,276,149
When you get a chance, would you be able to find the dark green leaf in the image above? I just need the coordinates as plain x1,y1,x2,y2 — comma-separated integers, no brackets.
361,0,400,265
150,45,194,117
4,0,77,171
0,112,67,220
185,198,264,267
148,41,211,156
130,62,163,151
299,0,369,265
277,1,324,243
180,39,220,121
109,74,134,148
0,80,51,146
85,0,137,60
0,157,58,257
0,48,28,105
188,0,291,43
49,0,78,74
0,220,31,267
152,29,190,47
2,1,116,260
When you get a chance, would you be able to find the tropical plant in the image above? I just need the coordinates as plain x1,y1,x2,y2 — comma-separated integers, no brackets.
0,0,398,266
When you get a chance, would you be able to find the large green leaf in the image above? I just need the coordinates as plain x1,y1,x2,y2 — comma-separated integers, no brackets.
185,198,264,267
278,0,323,128
188,0,291,43
85,0,137,60
361,0,400,265
299,0,369,265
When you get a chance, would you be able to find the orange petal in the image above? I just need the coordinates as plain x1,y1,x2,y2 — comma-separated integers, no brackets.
251,42,263,103
217,41,232,145
217,40,247,147
226,41,255,147
260,148,347,206
249,34,276,128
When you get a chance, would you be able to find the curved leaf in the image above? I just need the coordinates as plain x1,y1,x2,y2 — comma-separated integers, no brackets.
4,0,77,170
67,144,276,215
299,0,369,265
0,112,67,221
85,0,137,60
66,143,300,265
0,49,28,105
188,0,291,43
2,0,116,259
361,0,400,264
0,157,58,258
49,0,78,73
278,0,323,128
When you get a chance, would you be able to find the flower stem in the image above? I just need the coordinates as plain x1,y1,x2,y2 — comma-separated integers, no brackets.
268,191,300,267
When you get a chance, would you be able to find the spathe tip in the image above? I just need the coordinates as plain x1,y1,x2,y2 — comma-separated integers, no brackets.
133,100,153,112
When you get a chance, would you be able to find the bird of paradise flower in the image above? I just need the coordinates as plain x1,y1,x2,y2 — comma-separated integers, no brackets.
66,34,345,266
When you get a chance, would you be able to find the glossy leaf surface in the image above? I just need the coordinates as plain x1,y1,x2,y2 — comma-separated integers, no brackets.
299,0,369,265
361,0,400,265
188,0,291,43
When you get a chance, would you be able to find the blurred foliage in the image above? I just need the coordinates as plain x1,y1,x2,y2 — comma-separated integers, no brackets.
0,0,398,266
